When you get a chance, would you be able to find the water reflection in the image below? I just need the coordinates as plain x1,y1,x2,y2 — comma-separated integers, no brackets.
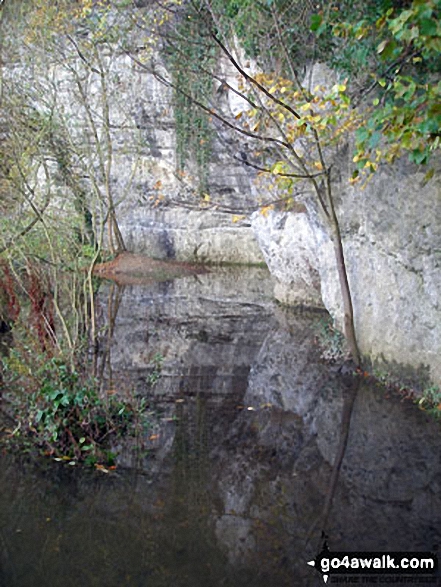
0,267,440,586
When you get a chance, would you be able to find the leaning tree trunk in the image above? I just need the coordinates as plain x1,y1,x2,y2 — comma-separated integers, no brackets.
324,173,361,368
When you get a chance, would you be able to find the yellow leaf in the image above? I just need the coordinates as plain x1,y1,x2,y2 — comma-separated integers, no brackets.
422,168,435,185
95,464,109,473
297,123,307,136
271,161,285,175
260,204,274,217
232,215,245,224
234,111,243,119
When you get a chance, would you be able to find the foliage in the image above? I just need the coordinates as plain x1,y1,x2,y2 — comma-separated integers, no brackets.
2,352,149,466
206,0,440,184
314,316,348,363
236,72,361,191
165,1,217,193
312,0,441,179
0,250,161,467
209,0,322,66
418,385,441,419
147,352,163,385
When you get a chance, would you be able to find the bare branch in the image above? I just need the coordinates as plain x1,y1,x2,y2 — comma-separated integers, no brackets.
210,32,303,122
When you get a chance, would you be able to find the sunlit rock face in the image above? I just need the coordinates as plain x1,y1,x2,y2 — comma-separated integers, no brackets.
251,210,323,308
121,208,263,264
45,40,264,264
251,158,441,387
330,160,441,387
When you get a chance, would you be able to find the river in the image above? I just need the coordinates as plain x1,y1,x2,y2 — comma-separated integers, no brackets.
0,267,440,586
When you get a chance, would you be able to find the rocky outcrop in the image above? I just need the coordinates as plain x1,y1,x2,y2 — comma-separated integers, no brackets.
100,48,265,264
251,208,323,307
121,207,264,264
251,158,441,387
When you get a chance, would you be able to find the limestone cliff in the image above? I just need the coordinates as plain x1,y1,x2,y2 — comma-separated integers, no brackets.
251,157,441,387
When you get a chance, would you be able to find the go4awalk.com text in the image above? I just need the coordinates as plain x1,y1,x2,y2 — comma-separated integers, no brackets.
307,545,438,584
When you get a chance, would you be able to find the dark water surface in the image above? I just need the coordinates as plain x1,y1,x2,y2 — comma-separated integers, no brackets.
1,268,440,586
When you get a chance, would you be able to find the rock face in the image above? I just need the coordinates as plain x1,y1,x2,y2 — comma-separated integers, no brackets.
35,41,264,265
121,208,263,264
251,159,441,387
96,50,265,264
251,208,323,307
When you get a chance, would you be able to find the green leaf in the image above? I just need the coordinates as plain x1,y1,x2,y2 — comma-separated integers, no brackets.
356,127,370,143
410,149,429,165
377,40,388,54
368,131,381,149
419,18,437,36
310,14,322,32
271,161,285,175
418,117,441,135
377,39,398,60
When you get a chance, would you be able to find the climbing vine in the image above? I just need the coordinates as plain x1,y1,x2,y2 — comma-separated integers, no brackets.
166,3,217,193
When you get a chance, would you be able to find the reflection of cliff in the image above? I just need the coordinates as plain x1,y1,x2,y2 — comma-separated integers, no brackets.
96,269,441,580
97,267,275,398
1,269,440,585
212,307,441,575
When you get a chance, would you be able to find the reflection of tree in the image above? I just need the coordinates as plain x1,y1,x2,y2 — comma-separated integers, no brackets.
159,397,232,586
307,370,360,551
93,281,125,390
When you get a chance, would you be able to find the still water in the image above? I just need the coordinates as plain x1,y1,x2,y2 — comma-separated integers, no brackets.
1,268,440,586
